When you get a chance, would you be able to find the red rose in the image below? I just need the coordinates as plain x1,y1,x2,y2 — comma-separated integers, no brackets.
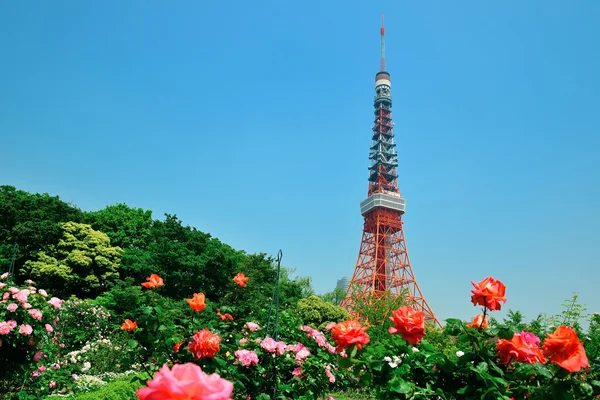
470,277,507,311
188,329,221,360
331,319,370,352
497,331,545,365
542,326,589,372
388,306,425,345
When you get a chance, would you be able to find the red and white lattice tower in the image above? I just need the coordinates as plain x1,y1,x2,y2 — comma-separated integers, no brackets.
340,16,440,326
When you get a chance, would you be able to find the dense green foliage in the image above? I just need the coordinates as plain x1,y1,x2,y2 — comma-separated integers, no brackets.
296,295,350,330
0,186,309,306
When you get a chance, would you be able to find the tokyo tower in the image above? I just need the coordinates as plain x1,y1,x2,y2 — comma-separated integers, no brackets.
341,16,440,326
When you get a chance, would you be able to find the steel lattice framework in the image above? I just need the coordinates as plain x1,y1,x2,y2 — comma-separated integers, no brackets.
341,17,440,326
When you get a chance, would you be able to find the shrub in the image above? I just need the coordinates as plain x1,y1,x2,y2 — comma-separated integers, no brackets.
0,274,64,394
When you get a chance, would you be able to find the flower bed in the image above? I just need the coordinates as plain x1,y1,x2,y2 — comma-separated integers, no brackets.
2,272,599,399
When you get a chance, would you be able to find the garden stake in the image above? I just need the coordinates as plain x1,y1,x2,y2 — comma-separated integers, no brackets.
266,249,283,341
8,242,18,283
266,249,283,398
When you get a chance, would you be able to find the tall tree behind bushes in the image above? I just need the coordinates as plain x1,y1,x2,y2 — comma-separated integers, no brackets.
0,185,83,279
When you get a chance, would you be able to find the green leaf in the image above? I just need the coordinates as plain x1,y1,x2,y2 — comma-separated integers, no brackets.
213,357,227,367
532,363,553,379
389,377,411,394
497,327,514,339
338,356,353,369
158,324,167,331
484,327,499,337
154,305,163,315
578,382,593,398
476,361,488,373
350,344,358,358
128,339,139,349
457,333,471,344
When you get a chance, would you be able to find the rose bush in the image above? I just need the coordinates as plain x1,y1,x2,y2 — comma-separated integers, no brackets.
3,270,599,399
0,274,65,393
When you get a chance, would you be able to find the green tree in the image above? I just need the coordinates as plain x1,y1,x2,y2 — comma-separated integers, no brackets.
321,286,346,306
295,295,350,330
85,203,154,249
0,185,83,279
22,222,123,298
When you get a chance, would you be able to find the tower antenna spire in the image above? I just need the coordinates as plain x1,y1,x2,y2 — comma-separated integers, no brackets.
380,14,386,71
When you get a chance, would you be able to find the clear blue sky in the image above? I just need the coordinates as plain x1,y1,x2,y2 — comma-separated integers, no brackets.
1,1,599,324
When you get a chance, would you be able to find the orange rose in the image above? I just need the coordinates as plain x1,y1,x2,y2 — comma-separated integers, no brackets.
331,319,370,352
466,314,488,329
233,272,249,287
188,329,221,360
388,305,426,344
186,293,206,312
217,309,233,321
173,342,183,353
497,331,545,365
141,274,164,289
542,326,589,372
470,277,507,311
121,319,137,331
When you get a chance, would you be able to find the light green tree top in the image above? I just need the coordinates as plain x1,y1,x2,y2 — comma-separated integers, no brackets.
23,222,123,298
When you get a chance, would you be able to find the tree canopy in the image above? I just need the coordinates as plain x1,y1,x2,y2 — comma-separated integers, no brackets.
1,186,315,313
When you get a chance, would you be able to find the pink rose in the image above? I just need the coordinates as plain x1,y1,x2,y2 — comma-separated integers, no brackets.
325,322,336,331
0,283,6,289
14,289,30,304
28,309,43,321
295,347,311,363
261,337,277,353
0,272,8,279
48,297,63,309
7,320,17,328
0,322,14,335
33,351,44,362
49,381,56,388
292,366,303,377
38,365,46,372
325,364,335,383
45,324,53,333
136,363,233,400
2,292,9,301
7,303,18,312
244,322,260,332
234,350,259,367
19,324,33,336
22,303,32,309
38,289,48,297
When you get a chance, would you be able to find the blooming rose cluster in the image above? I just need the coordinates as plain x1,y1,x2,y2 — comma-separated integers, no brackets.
0,276,62,348
234,349,259,367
